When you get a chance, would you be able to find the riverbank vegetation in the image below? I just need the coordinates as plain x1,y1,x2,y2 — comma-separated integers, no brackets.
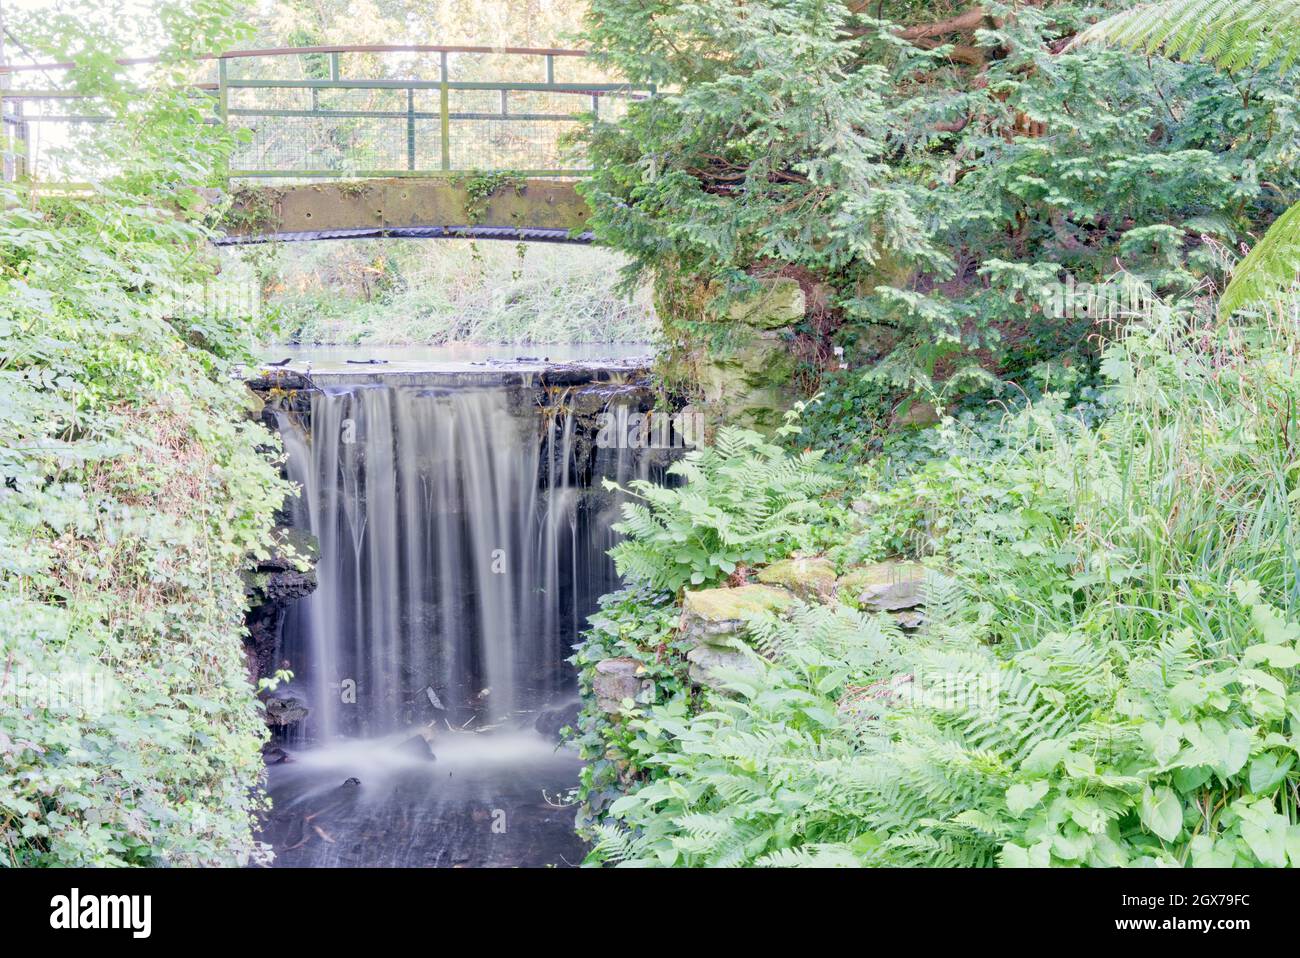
0,2,287,865
577,307,1300,866
571,0,1300,867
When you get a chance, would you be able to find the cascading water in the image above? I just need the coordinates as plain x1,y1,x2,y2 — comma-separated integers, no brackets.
257,363,664,867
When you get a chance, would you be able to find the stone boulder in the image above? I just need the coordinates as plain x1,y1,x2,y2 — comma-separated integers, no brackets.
534,701,581,741
838,561,925,613
592,657,649,713
725,277,806,329
264,695,309,728
679,584,795,649
892,399,942,429
893,609,926,630
395,730,437,761
686,645,762,692
756,556,837,602
695,328,800,431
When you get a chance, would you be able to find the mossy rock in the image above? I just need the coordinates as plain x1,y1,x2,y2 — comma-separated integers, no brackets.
697,330,798,393
695,330,801,432
680,584,795,647
592,657,649,713
725,277,806,329
686,645,762,692
892,399,942,428
756,556,836,601
838,560,924,612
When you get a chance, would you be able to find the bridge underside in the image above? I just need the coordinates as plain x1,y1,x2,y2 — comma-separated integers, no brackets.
216,177,592,245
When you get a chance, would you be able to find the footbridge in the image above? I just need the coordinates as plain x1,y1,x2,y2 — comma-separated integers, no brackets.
1,44,652,244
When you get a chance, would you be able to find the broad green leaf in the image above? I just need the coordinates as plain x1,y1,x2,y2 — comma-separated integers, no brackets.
1006,780,1049,816
1139,786,1183,842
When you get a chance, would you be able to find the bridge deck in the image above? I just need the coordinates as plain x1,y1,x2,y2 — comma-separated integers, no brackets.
219,176,591,244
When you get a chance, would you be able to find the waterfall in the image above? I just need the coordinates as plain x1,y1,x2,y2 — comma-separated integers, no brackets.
274,376,648,741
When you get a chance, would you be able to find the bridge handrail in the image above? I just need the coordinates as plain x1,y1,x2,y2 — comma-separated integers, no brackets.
0,44,591,75
2,45,648,180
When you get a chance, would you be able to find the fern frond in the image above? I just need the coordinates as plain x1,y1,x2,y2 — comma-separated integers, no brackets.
1220,200,1300,317
756,844,862,867
1074,1,1300,73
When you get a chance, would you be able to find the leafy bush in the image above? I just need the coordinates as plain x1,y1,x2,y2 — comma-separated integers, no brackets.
570,586,687,824
1079,0,1300,318
587,305,1300,867
580,0,1300,398
0,2,287,865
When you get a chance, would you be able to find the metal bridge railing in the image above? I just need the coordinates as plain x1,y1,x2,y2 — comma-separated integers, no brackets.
0,45,652,182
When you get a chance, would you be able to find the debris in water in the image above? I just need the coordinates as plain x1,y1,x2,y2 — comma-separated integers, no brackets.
342,776,361,787
425,686,446,710
396,732,437,761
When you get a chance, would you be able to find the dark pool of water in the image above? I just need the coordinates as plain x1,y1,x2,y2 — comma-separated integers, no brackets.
259,726,587,868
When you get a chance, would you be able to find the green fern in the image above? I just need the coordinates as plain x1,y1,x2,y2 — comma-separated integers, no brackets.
1219,201,1300,316
1075,0,1300,72
606,424,840,592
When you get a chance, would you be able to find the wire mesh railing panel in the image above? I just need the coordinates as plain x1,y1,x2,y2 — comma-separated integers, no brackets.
449,117,583,172
227,86,315,111
1,97,118,181
508,89,594,118
230,114,415,174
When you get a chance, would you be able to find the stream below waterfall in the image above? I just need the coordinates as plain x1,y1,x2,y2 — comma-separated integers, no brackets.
254,345,665,867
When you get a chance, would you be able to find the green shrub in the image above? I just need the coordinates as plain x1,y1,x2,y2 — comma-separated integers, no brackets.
572,411,845,828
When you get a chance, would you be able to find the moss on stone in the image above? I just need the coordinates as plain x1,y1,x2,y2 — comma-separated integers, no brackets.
756,556,836,601
838,560,924,611
680,583,795,647
683,583,795,620
725,277,805,329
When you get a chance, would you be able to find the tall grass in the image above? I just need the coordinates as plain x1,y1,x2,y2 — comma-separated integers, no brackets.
227,238,658,345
